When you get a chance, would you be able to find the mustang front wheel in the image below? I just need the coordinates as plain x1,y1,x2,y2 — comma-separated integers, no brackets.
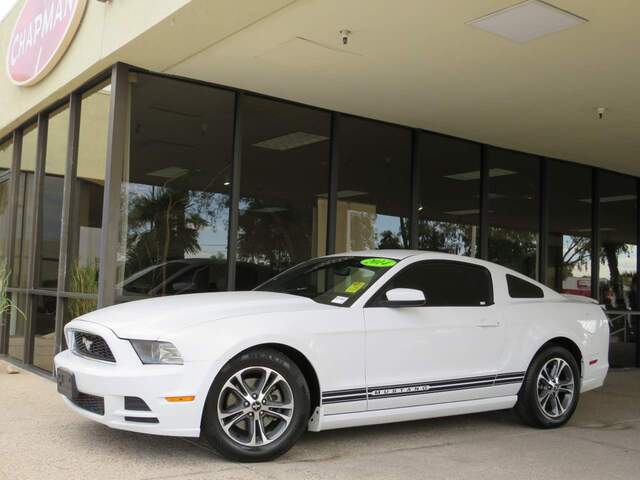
202,348,310,462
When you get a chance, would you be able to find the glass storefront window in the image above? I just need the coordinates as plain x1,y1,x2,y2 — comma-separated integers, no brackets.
118,74,234,300
546,161,592,295
11,124,37,288
0,138,12,261
487,147,540,279
235,96,331,290
599,172,637,310
38,104,69,289
32,295,57,371
417,132,481,256
64,82,110,297
336,116,412,253
8,292,27,361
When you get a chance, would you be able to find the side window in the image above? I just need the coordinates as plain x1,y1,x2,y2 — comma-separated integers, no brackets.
506,274,544,298
374,261,493,307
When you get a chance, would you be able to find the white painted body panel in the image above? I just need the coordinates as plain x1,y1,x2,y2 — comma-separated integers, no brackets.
54,250,609,438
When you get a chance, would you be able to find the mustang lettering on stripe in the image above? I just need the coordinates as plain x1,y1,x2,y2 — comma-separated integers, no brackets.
321,372,525,405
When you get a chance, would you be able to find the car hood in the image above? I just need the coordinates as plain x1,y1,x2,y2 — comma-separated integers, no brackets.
73,291,326,339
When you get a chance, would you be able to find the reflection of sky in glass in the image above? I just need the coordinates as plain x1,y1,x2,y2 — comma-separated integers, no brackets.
374,214,402,237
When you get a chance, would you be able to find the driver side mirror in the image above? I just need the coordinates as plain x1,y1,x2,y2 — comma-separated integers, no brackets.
383,288,426,307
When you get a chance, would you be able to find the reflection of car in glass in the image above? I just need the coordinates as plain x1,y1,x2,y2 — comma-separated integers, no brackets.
54,250,610,462
118,259,274,301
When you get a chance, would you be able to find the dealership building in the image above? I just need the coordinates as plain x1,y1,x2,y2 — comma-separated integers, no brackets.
0,0,638,373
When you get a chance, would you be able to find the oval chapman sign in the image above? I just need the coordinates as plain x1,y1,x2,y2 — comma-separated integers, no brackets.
6,0,88,87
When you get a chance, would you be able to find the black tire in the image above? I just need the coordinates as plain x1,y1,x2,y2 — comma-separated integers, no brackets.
515,345,580,428
202,348,310,462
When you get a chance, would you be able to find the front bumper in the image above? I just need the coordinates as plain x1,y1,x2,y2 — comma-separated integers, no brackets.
53,321,209,437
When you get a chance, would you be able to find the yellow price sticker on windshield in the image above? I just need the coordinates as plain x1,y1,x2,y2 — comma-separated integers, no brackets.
345,281,366,293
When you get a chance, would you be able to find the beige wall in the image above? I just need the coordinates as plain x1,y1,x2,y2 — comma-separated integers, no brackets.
0,0,191,138
0,0,296,140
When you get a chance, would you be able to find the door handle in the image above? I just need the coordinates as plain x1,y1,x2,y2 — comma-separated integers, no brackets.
476,319,500,328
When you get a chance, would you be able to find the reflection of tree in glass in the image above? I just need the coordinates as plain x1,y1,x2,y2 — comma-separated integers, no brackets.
237,198,311,273
127,188,206,272
377,219,410,250
601,242,631,308
417,221,472,255
125,175,227,295
561,236,591,275
488,227,537,278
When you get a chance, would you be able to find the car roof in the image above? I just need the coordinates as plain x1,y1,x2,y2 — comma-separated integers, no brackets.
325,249,562,298
326,249,489,262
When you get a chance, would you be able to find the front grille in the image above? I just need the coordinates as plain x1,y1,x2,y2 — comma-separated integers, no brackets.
74,392,105,415
73,331,116,363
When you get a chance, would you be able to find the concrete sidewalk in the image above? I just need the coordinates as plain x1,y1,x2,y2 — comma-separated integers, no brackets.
1,360,639,480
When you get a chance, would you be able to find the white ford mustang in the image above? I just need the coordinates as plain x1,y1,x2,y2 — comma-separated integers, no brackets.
54,250,609,462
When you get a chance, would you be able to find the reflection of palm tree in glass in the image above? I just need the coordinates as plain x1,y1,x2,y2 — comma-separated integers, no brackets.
237,198,310,273
126,185,210,295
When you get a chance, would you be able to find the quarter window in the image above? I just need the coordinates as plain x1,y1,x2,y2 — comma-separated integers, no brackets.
506,274,544,298
374,261,493,307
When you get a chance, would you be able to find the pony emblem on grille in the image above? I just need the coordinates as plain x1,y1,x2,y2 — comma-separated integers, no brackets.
82,337,94,352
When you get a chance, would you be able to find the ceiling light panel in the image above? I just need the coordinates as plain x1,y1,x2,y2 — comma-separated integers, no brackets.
443,209,481,216
467,0,587,43
445,168,516,181
147,167,189,179
253,131,329,151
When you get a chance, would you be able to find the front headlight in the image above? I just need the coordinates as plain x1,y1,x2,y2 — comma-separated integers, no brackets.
129,340,184,365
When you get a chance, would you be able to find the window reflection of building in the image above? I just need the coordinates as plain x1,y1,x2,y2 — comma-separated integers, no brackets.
335,116,412,253
546,161,592,296
66,81,111,301
487,147,540,279
117,74,234,300
417,132,481,256
33,104,69,371
0,138,13,259
235,96,331,290
599,171,637,310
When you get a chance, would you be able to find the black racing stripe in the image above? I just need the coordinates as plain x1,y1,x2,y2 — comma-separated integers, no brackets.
368,379,496,399
369,382,497,400
494,376,524,382
322,395,367,404
322,372,525,404
496,372,525,379
322,388,367,398
494,378,524,385
370,374,496,393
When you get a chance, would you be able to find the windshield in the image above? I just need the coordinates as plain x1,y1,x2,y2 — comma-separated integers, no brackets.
255,256,398,307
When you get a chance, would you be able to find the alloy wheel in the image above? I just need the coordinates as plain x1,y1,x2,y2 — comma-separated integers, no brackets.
217,366,294,446
536,357,575,419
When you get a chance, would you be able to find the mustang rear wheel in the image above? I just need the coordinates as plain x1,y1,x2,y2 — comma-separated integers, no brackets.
515,345,580,428
202,348,310,462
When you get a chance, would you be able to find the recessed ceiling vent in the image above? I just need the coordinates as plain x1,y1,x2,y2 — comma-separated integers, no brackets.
467,0,587,43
